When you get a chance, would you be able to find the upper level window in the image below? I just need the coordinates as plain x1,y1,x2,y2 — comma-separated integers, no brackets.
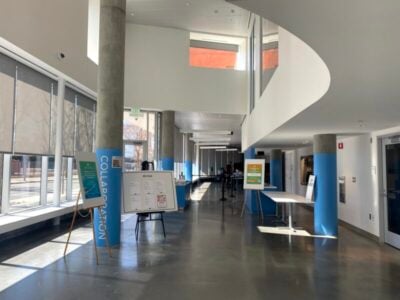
260,19,279,96
87,0,100,64
189,33,246,71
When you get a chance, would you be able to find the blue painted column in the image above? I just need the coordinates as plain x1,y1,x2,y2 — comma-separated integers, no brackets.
94,0,126,247
244,147,258,213
184,160,192,181
95,149,121,246
160,111,175,171
314,134,338,236
270,149,283,191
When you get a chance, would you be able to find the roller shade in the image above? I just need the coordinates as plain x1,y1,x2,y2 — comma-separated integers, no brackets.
75,92,96,153
63,87,76,156
0,53,16,153
14,63,57,155
63,86,96,156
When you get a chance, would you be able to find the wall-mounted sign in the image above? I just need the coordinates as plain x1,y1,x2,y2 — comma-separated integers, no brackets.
305,175,316,201
338,142,344,149
243,159,265,190
130,107,144,119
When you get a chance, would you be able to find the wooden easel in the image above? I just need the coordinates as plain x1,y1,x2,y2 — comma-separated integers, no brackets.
63,191,112,265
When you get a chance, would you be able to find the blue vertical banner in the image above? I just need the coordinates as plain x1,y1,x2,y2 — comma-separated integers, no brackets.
95,149,122,247
314,153,338,236
184,160,192,181
161,157,174,171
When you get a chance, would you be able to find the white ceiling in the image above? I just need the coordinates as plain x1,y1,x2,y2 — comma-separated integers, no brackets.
175,111,243,144
126,0,250,37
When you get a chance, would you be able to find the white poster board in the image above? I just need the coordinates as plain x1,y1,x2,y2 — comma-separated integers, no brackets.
123,171,178,213
305,175,316,201
76,152,105,209
243,159,265,190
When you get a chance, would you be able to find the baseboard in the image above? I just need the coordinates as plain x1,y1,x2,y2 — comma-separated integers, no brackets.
299,204,380,242
339,220,380,242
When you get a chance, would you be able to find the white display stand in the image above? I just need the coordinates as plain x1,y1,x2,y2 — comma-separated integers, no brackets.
123,171,178,213
76,152,105,209
242,159,266,222
305,175,316,202
243,159,265,190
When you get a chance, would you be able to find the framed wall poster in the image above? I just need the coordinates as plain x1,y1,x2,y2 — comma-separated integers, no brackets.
76,152,105,209
300,155,313,185
243,159,265,190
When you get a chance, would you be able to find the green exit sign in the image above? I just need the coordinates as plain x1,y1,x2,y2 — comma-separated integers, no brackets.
130,107,144,119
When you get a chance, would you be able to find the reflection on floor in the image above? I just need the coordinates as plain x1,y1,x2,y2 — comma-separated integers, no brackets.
257,226,337,239
190,182,212,201
1,183,400,299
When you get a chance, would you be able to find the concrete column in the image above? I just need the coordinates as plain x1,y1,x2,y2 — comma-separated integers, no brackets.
94,0,126,247
183,134,193,181
313,134,338,236
160,111,175,171
270,149,283,191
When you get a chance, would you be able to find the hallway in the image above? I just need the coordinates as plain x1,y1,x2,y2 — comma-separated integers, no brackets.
1,183,400,299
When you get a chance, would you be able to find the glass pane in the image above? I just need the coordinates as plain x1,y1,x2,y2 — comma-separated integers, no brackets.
123,111,148,141
261,19,279,96
47,157,55,205
9,155,41,212
249,24,255,112
61,157,79,203
0,53,15,153
124,143,144,172
148,112,156,162
386,144,400,235
61,157,68,201
0,154,3,213
14,64,54,155
72,159,80,201
189,47,237,69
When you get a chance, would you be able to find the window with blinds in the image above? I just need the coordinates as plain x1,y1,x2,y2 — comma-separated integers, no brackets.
63,86,96,156
14,63,57,155
0,53,16,153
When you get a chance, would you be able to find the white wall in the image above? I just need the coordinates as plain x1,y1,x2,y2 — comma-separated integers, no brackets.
124,24,247,114
0,0,97,92
337,135,377,235
241,16,330,149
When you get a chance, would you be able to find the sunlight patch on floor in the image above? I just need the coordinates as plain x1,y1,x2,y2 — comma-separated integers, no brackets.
0,227,93,292
258,226,337,239
191,182,212,201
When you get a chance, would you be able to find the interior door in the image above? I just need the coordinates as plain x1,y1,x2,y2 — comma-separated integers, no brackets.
382,137,400,248
123,141,147,172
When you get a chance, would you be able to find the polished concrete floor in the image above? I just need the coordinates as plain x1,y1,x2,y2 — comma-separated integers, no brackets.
1,183,400,299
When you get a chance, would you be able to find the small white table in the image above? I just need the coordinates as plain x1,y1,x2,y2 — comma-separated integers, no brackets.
241,185,277,221
262,191,314,230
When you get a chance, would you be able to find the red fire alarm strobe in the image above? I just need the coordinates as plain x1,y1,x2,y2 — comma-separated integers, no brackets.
338,142,344,149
